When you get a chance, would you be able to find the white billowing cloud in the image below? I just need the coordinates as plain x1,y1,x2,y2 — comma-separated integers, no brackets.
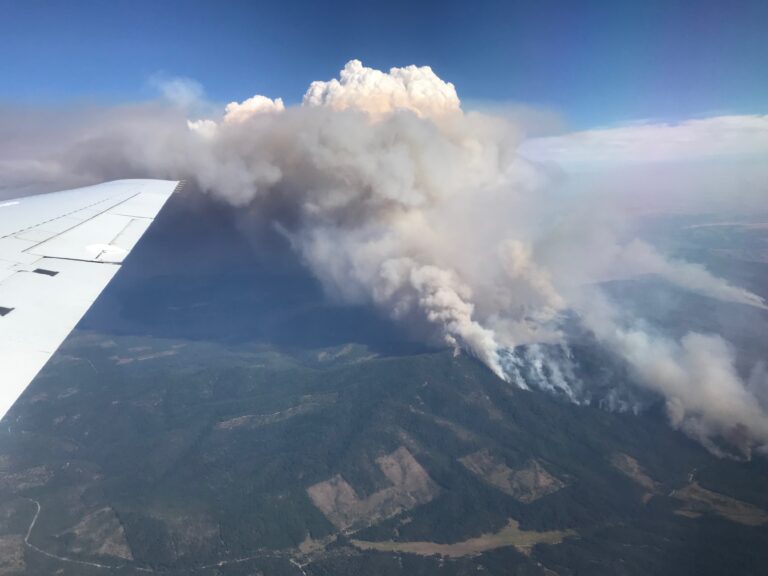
521,115,768,167
187,95,285,137
223,95,285,123
2,60,768,456
210,59,461,125
303,59,461,119
186,118,219,139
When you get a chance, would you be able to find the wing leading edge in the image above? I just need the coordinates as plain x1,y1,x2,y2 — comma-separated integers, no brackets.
0,179,180,421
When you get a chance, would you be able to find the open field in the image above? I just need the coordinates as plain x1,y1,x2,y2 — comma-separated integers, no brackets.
673,482,768,526
352,519,575,557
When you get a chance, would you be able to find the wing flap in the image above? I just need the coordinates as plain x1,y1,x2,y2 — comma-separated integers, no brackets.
28,212,136,263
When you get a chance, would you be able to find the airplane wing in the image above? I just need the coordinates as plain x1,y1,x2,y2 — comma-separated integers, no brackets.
0,179,180,422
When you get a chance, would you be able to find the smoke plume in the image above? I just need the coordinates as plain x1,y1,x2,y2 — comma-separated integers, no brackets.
2,60,767,456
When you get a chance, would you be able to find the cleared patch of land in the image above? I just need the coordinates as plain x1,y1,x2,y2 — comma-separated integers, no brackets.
316,344,377,363
352,519,575,557
611,454,768,523
0,535,25,573
59,507,133,560
460,451,564,503
307,447,439,531
0,466,52,493
408,406,478,442
672,482,768,526
111,349,178,365
611,453,658,502
611,453,657,491
217,394,336,430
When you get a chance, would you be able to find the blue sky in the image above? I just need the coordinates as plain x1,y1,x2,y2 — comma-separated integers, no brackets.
1,0,766,128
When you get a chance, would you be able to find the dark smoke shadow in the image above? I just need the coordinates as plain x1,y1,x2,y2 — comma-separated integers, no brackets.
78,186,429,356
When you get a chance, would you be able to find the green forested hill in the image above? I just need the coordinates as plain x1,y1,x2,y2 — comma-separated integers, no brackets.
1,331,766,575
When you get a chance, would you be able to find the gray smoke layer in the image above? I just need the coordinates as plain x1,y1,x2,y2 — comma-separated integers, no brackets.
2,60,767,457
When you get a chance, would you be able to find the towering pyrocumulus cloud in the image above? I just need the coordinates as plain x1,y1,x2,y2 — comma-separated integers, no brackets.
2,60,767,457
303,59,462,119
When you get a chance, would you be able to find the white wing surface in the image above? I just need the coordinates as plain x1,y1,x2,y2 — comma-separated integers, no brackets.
0,179,179,421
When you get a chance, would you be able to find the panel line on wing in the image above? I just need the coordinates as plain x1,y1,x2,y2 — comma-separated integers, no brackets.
32,256,127,266
3,189,140,240
15,193,142,254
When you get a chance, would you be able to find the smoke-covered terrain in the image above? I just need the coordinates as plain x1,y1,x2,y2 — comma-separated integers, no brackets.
1,60,767,457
